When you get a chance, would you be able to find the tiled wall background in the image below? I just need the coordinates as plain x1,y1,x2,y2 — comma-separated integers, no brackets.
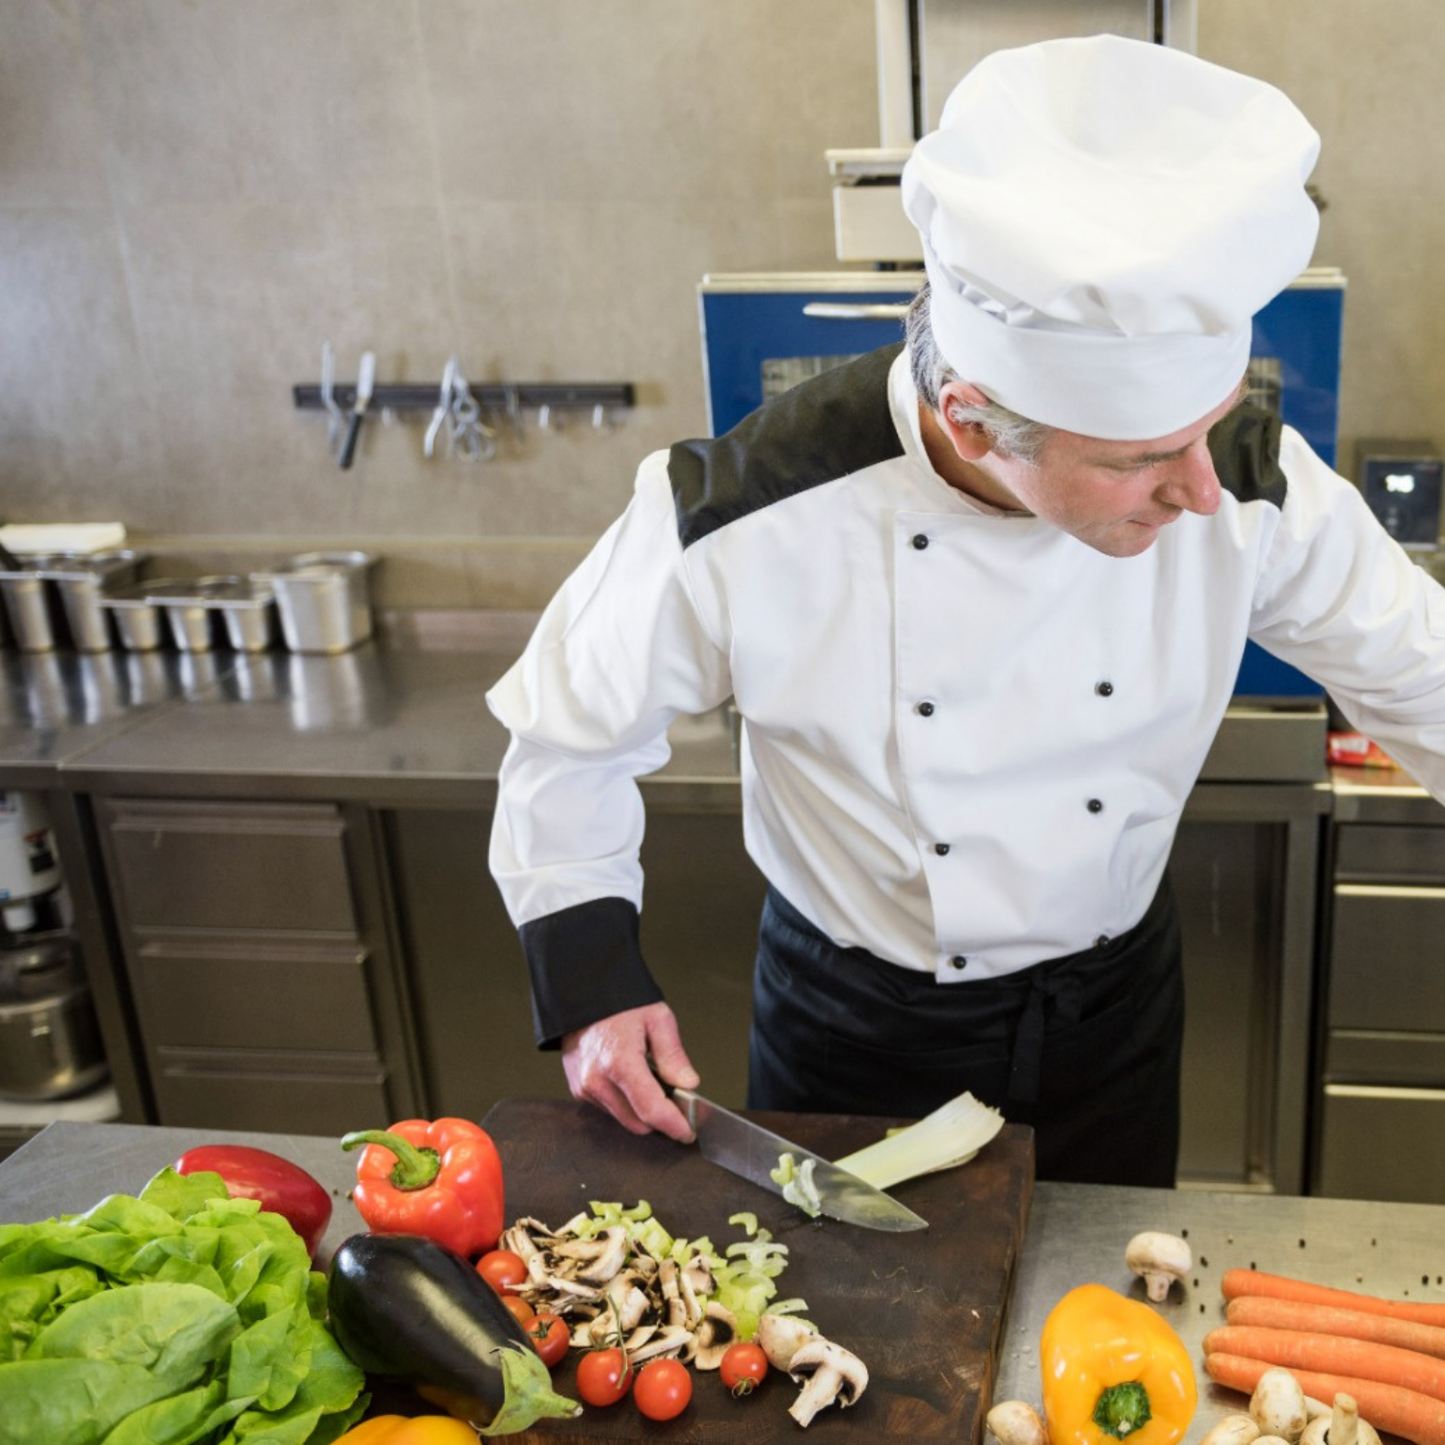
2,1,1441,609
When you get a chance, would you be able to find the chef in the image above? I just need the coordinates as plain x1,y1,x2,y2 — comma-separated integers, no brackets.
486,35,1445,1186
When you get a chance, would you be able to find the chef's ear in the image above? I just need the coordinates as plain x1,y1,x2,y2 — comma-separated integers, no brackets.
937,380,997,461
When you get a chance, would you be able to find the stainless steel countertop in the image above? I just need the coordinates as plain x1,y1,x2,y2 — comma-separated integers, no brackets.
0,617,1429,818
3,1120,1444,1443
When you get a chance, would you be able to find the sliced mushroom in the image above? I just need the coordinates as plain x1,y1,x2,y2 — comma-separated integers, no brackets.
1125,1231,1192,1302
688,1302,738,1370
627,1324,694,1363
555,1226,631,1284
677,1262,704,1328
786,1336,869,1427
681,1253,716,1298
756,1313,817,1371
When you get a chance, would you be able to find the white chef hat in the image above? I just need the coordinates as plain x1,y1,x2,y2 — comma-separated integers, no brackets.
901,34,1321,440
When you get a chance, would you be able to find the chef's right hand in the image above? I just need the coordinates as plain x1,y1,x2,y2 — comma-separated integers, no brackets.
561,1001,701,1144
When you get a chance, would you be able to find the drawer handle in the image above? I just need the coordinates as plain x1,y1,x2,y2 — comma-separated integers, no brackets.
1336,883,1445,901
1325,1083,1445,1102
801,302,910,321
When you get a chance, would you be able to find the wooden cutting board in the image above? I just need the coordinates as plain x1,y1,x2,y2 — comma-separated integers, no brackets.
479,1097,1035,1445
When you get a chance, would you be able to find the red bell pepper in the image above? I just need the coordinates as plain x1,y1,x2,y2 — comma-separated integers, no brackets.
174,1143,333,1256
340,1117,505,1259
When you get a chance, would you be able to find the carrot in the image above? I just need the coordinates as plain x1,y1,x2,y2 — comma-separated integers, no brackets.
1204,1325,1445,1402
1222,1268,1445,1328
1204,1353,1445,1445
1227,1296,1445,1361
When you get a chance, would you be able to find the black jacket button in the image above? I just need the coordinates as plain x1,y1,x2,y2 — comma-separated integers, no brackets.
1087,798,1104,814
1096,680,1114,697
911,533,930,550
934,842,951,856
916,700,936,717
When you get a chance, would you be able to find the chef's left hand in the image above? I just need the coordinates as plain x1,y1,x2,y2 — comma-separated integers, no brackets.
561,1002,701,1143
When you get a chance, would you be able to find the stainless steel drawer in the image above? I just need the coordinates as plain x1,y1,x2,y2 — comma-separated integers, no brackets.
135,939,376,1052
1325,1029,1445,1084
103,798,357,934
1328,885,1445,1032
1335,824,1445,884
1314,1083,1445,1203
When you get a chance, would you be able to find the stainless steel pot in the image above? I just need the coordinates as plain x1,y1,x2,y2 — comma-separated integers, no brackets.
0,935,108,1101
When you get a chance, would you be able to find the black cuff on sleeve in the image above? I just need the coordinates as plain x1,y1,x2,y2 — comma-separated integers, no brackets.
519,896,665,1049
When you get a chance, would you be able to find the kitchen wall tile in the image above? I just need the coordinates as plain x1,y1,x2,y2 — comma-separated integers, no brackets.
79,0,435,208
0,0,111,208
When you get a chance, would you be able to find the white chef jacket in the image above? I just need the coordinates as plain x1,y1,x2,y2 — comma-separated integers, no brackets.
487,344,1445,1040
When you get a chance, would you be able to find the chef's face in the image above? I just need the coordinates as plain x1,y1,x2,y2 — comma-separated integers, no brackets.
942,378,1247,559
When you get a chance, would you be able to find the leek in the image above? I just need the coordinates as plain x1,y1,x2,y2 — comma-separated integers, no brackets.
834,1089,1004,1190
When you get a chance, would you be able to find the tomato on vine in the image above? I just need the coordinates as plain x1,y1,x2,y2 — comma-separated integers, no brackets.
576,1346,632,1407
719,1340,769,1396
634,1358,692,1421
529,1312,569,1368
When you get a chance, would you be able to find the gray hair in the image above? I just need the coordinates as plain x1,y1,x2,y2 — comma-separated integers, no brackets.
905,281,1053,465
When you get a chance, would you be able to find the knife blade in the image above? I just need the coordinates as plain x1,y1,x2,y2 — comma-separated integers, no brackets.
338,351,376,470
674,1088,927,1232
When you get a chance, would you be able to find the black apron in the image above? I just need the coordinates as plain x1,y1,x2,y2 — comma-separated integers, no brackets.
746,880,1183,1186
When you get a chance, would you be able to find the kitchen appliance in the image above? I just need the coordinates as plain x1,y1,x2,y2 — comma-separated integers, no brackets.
0,791,62,932
675,1087,928,1230
256,551,377,654
1356,439,1443,551
698,267,1346,701
0,933,108,1102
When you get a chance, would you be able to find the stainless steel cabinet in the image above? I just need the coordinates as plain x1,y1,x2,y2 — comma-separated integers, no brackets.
1315,779,1445,1203
95,797,420,1133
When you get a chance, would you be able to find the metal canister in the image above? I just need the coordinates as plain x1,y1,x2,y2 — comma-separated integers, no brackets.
256,551,377,654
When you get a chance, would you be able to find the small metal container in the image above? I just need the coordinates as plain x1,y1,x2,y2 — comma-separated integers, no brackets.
146,577,240,653
207,578,279,654
99,578,170,652
256,550,376,654
0,555,69,652
45,551,144,652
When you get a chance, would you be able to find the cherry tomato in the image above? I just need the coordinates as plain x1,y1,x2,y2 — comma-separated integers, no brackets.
529,1312,570,1368
719,1340,769,1396
501,1294,535,1327
576,1347,633,1407
634,1358,692,1421
475,1248,528,1295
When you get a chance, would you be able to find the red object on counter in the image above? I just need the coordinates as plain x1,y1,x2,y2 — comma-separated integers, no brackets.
341,1117,505,1259
174,1143,333,1256
1327,731,1399,768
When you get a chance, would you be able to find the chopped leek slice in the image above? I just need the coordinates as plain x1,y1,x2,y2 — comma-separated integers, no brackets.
834,1089,1004,1190
769,1151,824,1218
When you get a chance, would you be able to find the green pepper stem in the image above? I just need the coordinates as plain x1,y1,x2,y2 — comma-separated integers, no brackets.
1093,1381,1152,1439
339,1129,441,1191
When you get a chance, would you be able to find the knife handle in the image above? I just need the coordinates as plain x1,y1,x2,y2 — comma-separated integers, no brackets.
338,412,364,470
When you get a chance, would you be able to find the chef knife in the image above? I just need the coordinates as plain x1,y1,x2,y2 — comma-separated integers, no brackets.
674,1087,928,1232
338,351,376,471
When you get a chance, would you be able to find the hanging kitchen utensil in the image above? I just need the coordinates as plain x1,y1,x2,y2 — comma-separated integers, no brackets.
320,341,344,457
448,368,496,463
674,1087,928,1232
424,358,458,459
338,351,376,470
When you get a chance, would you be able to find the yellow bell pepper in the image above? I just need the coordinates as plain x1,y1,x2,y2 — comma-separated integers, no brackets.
1040,1284,1197,1445
334,1416,480,1444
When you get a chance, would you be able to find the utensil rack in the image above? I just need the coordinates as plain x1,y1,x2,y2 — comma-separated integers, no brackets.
292,381,635,412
